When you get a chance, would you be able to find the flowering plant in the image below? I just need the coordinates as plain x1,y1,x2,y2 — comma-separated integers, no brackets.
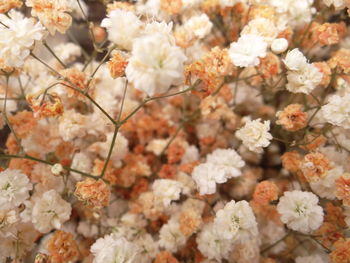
1,0,350,262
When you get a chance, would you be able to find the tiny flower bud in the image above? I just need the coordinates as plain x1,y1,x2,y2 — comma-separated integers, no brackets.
51,163,64,176
271,38,288,54
93,25,106,43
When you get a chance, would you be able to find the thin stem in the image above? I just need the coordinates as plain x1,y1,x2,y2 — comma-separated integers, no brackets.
30,52,61,76
159,124,183,157
43,41,67,68
261,232,290,254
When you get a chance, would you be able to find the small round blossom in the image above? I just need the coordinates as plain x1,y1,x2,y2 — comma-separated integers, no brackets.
152,179,183,207
192,163,223,195
26,0,72,35
214,200,258,241
91,234,139,263
51,163,64,176
159,218,187,252
107,51,128,78
321,94,350,129
241,18,278,44
32,189,72,233
228,34,268,67
283,48,308,71
329,238,350,263
47,230,79,263
252,181,279,206
196,223,233,261
0,169,33,210
206,148,245,179
271,38,289,54
0,0,22,13
310,166,343,199
74,178,111,209
276,104,308,131
183,14,213,39
101,9,143,50
126,32,187,96
277,190,324,234
301,152,332,182
336,173,350,206
235,118,272,153
0,10,46,68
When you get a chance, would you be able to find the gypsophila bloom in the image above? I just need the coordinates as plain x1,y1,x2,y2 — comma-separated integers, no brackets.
47,230,79,263
192,163,222,195
0,0,22,13
196,223,234,261
276,104,308,131
91,233,139,263
126,32,187,96
284,49,323,94
277,190,324,234
74,178,110,209
0,10,45,68
310,166,344,199
0,169,32,210
32,189,72,233
101,9,142,50
321,94,350,129
51,163,63,176
214,200,258,241
159,218,187,252
152,179,183,207
183,14,213,39
26,0,72,35
271,38,289,54
236,118,272,153
228,34,267,67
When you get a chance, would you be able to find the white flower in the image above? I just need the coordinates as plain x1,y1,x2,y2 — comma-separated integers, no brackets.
134,234,159,263
321,94,350,129
59,110,88,141
196,223,233,261
277,190,324,234
144,21,175,43
101,9,143,50
206,148,245,178
283,48,308,71
126,33,187,96
235,118,272,153
214,200,258,241
152,179,183,207
192,163,223,195
286,63,323,94
228,34,267,67
323,0,346,10
146,138,169,156
91,233,139,263
0,169,32,210
219,0,238,7
53,42,81,64
271,38,289,54
310,166,343,199
184,14,213,39
0,10,45,68
31,189,71,233
241,18,278,44
97,132,129,166
158,218,187,252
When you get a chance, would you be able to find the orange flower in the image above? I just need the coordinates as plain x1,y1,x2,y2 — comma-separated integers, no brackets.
0,0,22,13
313,62,332,87
154,251,179,263
329,238,350,263
336,173,350,206
74,178,110,209
316,22,347,46
60,68,91,98
281,151,303,173
179,210,202,237
276,104,308,132
107,51,128,79
252,181,278,206
301,152,331,182
325,202,347,228
160,0,182,15
34,253,50,263
47,230,79,263
328,48,350,74
315,222,344,249
27,92,64,119
8,110,37,138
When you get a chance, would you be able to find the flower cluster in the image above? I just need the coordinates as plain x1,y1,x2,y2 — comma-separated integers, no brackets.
1,0,350,263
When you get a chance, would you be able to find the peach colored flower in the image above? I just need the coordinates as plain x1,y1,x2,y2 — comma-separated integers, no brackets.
313,61,332,87
27,92,64,119
301,152,332,182
160,0,182,15
0,0,22,13
154,251,179,263
252,181,278,206
316,22,347,46
106,1,135,13
325,202,346,228
74,178,110,209
281,151,303,174
26,0,72,35
107,51,128,79
276,104,308,132
336,173,350,206
47,230,79,263
60,68,91,98
328,48,350,74
179,210,202,237
329,238,350,263
8,110,37,138
315,222,344,249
